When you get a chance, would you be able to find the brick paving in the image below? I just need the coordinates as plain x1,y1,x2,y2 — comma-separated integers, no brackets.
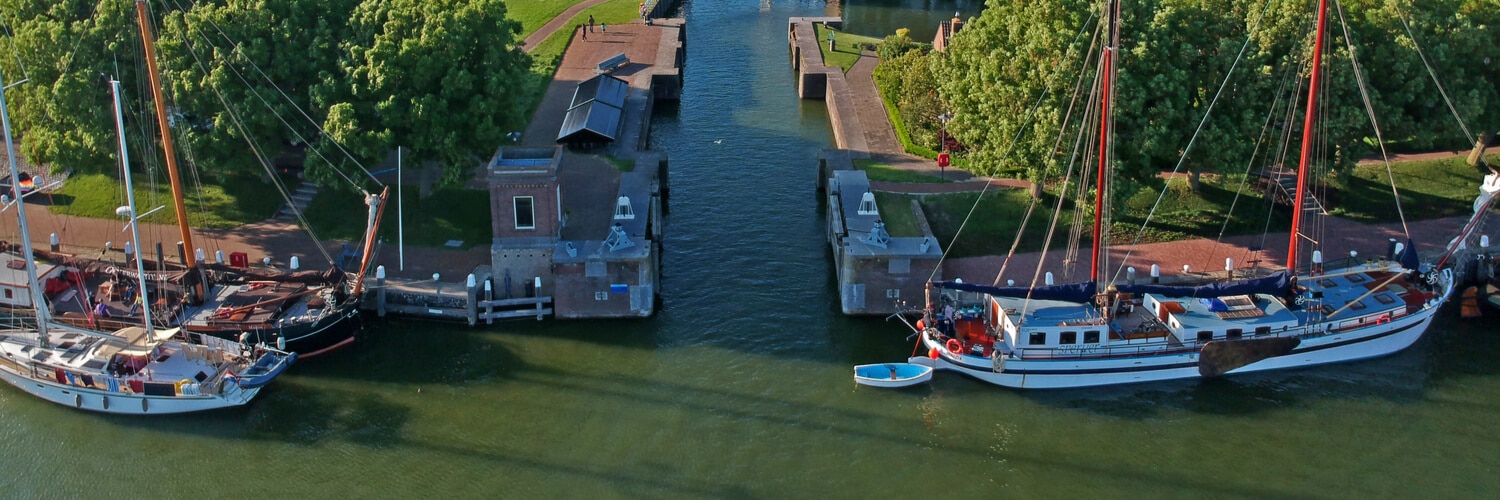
941,214,1471,286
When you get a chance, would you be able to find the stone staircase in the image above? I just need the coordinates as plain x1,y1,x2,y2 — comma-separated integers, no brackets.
1263,168,1327,216
275,182,319,221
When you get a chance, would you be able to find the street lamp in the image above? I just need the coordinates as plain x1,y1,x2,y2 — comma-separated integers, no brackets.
936,113,953,180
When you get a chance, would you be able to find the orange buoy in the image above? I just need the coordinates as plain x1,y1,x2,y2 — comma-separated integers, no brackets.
928,347,940,359
916,319,926,330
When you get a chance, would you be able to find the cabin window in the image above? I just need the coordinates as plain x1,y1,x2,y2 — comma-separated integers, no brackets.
514,196,535,229
1346,273,1367,283
1083,331,1100,344
2,289,10,299
1374,294,1397,305
1349,301,1367,311
1029,332,1047,346
1255,326,1272,335
1060,331,1077,344
1227,329,1243,339
1319,279,1338,288
1197,331,1213,342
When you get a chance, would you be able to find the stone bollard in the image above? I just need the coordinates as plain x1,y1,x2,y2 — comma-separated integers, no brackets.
484,280,494,325
466,273,478,327
376,266,387,318
49,233,59,252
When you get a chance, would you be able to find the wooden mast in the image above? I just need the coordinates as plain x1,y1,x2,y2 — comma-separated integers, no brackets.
1091,0,1119,285
135,0,202,302
1287,0,1330,273
350,187,390,297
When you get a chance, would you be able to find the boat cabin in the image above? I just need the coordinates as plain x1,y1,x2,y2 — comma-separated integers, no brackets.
1143,293,1299,343
0,252,61,308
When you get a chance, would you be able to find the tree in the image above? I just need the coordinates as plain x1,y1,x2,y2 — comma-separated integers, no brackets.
0,0,141,174
154,0,363,180
316,0,531,192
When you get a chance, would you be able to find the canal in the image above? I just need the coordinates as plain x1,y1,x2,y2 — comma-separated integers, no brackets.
2,0,1498,497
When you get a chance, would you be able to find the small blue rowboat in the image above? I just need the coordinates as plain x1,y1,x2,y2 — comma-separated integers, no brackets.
854,363,933,388
234,351,298,389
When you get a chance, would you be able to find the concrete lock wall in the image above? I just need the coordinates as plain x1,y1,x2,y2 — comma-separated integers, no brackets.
491,248,554,298
839,253,941,315
553,258,655,318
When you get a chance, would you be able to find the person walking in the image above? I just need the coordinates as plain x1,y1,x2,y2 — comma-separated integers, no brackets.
581,24,587,40
588,15,595,33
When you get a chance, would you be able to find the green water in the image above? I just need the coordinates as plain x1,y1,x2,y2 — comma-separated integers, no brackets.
4,1,1500,497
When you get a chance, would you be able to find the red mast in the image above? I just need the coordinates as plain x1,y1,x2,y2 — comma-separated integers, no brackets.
1091,0,1119,285
1288,0,1329,273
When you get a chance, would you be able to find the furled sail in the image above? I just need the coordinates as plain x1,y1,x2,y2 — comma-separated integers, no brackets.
1116,271,1291,299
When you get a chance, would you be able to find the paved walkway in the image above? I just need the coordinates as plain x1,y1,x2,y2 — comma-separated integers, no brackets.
942,214,1470,287
520,0,611,53
4,202,490,282
846,51,902,155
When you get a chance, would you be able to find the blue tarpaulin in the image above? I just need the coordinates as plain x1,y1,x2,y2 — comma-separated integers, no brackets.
1400,237,1420,270
1116,271,1292,299
932,281,1098,303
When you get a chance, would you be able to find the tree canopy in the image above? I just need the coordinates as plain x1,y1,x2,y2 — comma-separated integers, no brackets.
0,0,531,191
926,0,1500,186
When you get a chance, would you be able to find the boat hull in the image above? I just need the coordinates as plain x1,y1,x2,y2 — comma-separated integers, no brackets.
0,365,259,414
188,304,364,358
854,363,934,388
918,284,1449,390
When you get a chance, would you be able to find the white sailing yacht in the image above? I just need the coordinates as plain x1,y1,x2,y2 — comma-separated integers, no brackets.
0,74,295,414
908,0,1479,389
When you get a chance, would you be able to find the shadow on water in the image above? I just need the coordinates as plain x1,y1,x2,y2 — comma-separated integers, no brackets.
93,381,412,448
1016,307,1498,419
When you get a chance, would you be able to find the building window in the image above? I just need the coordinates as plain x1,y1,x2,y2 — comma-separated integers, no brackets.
1255,326,1272,336
3,289,11,299
594,291,608,301
514,196,535,229
1029,332,1046,346
886,289,900,299
1083,331,1100,343
1060,331,1077,344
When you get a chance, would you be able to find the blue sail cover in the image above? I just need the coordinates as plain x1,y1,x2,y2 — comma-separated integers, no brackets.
932,280,1098,303
1400,237,1420,270
1116,271,1292,299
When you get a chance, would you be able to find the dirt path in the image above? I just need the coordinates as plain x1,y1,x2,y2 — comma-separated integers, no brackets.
520,0,612,53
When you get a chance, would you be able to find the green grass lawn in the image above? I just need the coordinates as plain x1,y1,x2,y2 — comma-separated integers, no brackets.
873,192,921,237
48,172,290,229
853,159,948,183
1114,175,1288,245
1329,153,1496,222
303,186,492,249
814,24,883,73
913,189,1075,259
503,0,582,39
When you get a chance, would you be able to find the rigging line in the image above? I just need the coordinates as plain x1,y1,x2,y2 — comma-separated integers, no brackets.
178,0,379,185
0,11,28,80
162,3,335,265
1334,0,1409,237
921,22,1097,285
1394,6,1475,145
1260,64,1309,254
1210,60,1298,271
993,11,1102,286
160,0,367,192
1108,0,1274,284
1023,58,1104,318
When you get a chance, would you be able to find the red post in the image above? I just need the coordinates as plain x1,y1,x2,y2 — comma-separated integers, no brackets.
1288,0,1329,274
